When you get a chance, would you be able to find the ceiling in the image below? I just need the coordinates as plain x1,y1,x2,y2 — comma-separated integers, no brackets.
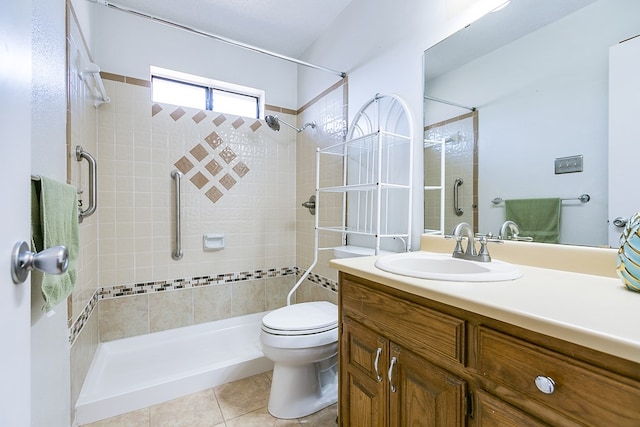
106,0,354,57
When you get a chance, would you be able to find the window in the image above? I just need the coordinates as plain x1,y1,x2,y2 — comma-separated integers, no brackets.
150,66,264,119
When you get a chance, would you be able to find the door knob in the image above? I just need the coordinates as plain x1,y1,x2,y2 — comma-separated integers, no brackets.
11,241,69,284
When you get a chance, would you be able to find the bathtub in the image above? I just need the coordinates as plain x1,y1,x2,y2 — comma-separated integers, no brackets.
75,311,273,425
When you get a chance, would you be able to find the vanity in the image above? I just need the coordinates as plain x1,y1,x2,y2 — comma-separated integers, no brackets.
330,237,640,426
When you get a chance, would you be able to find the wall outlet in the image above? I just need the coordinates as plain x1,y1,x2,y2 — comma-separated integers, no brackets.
554,155,583,174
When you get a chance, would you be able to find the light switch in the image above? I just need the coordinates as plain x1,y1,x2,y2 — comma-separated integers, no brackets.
554,155,583,174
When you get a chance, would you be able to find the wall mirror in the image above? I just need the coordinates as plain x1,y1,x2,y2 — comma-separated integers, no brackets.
423,0,639,246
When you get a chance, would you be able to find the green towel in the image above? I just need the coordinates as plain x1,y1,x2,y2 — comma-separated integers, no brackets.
505,198,561,244
31,177,79,311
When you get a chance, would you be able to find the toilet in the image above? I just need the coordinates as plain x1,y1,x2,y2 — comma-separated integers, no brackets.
260,301,339,419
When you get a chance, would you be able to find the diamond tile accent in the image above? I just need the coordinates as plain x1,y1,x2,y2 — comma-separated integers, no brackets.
232,161,250,178
205,186,224,203
190,172,209,189
192,111,207,123
219,173,237,190
204,131,223,150
231,117,245,129
205,159,223,177
174,156,195,174
170,107,186,121
213,114,227,126
151,103,163,116
189,144,209,161
219,147,237,164
250,120,262,132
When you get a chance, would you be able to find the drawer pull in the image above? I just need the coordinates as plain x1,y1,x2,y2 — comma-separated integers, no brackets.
388,356,397,393
534,375,556,394
374,347,383,382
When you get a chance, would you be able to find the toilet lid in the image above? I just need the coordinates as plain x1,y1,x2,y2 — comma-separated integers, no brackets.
262,301,337,334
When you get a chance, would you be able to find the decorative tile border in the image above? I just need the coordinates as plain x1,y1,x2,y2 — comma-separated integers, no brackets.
69,266,339,345
69,291,98,345
295,267,339,293
98,267,296,299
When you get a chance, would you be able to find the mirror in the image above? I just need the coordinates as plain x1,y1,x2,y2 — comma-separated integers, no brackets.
423,0,639,246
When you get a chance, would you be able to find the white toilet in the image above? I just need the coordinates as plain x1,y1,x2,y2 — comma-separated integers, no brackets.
260,300,339,419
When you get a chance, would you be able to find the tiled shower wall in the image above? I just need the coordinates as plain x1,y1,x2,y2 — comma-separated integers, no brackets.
424,111,477,234
69,71,347,413
68,11,99,328
96,76,298,285
296,81,349,283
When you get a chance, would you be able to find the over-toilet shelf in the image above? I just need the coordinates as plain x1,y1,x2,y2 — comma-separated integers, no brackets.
315,93,413,256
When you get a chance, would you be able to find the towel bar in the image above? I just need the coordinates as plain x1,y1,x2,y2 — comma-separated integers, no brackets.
491,194,590,205
76,145,97,222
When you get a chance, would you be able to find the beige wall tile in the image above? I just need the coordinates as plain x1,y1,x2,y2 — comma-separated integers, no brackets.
265,276,295,310
70,310,99,418
231,280,265,317
193,284,232,324
149,288,193,333
99,295,149,341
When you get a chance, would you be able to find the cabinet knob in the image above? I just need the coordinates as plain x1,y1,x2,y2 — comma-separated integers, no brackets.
534,375,556,394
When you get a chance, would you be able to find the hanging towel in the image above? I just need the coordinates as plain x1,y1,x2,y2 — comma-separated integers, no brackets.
31,176,79,311
504,198,561,244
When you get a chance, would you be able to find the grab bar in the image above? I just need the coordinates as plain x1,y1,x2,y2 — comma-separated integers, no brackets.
453,177,464,216
75,145,97,223
171,170,183,260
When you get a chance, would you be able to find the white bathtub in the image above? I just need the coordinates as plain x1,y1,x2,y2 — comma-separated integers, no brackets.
75,311,273,425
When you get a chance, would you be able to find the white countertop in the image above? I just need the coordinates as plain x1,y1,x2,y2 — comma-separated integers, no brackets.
330,253,640,364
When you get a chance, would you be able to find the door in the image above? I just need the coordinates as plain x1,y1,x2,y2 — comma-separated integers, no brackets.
341,318,388,426
0,0,33,426
608,36,640,247
388,345,466,427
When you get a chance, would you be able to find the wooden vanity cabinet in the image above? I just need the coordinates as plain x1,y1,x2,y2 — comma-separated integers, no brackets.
338,273,640,427
341,316,467,426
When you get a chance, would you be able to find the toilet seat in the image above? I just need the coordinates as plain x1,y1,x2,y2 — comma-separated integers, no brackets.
262,301,337,336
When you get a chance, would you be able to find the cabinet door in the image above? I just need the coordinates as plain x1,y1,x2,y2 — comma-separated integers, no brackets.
389,345,467,427
475,390,550,427
341,317,388,426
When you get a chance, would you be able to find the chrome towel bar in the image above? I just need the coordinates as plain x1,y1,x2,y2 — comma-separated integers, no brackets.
76,145,97,222
171,170,183,260
491,194,590,205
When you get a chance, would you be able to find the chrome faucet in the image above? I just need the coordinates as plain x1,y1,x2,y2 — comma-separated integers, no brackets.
499,220,520,240
498,221,533,241
447,222,496,263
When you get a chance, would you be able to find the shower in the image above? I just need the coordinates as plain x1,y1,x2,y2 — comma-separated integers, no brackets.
265,115,316,133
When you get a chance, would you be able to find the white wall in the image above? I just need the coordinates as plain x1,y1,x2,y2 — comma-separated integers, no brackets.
300,0,508,248
30,0,71,425
91,4,298,110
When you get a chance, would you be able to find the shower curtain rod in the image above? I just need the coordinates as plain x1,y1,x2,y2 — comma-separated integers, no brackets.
90,0,347,78
424,94,476,112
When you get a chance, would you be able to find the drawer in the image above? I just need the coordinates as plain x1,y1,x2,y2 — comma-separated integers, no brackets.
477,327,640,426
342,276,465,364
475,390,549,427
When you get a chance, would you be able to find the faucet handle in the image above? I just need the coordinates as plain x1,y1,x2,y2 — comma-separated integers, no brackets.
444,234,465,254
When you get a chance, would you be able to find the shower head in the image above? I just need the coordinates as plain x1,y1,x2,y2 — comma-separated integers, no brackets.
264,115,316,133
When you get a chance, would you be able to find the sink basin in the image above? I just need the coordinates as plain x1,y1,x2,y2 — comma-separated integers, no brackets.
374,252,522,282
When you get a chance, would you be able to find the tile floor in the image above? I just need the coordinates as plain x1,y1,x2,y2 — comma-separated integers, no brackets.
80,371,338,427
